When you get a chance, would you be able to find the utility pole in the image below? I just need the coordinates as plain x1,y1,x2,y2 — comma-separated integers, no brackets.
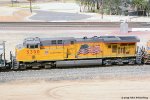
11,0,14,7
30,0,32,13
148,0,150,17
101,0,104,19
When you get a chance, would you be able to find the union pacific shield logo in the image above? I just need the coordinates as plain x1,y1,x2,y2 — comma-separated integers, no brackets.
77,44,101,55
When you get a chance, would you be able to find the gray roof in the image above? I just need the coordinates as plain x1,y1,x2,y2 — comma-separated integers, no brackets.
40,37,75,41
77,36,140,43
23,36,140,46
23,37,76,46
100,36,140,43
24,37,40,45
40,37,76,46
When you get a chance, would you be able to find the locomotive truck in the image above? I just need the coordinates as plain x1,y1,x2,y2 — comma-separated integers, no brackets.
0,36,148,70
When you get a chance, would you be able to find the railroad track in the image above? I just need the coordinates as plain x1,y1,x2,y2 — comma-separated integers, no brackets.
0,65,149,82
0,22,149,28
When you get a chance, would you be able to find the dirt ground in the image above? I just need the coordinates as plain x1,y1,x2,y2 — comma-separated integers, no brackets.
0,77,149,100
0,10,31,22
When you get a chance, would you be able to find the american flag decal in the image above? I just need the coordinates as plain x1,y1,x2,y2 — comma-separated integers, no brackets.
77,44,101,55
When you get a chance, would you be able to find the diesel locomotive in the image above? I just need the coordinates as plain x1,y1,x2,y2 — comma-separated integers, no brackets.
0,36,148,70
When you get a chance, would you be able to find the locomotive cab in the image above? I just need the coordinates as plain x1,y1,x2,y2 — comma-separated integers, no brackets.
24,37,40,49
15,37,77,69
16,37,41,62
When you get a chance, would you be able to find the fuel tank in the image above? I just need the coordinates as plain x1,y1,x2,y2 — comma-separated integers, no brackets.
56,59,102,67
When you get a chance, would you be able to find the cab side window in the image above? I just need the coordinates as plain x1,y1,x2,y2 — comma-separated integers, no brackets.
35,44,38,48
27,44,39,49
30,45,34,49
51,40,57,44
58,40,63,44
71,41,74,45
27,44,29,48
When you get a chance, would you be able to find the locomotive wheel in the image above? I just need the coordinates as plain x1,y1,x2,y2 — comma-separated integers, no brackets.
116,59,123,65
44,64,52,69
103,60,112,66
32,65,40,69
30,62,41,69
20,65,26,70
128,60,135,65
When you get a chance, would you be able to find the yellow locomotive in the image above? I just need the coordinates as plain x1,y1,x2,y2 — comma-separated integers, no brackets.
12,36,140,69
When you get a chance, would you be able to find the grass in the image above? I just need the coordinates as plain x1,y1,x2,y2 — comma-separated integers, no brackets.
7,4,40,9
7,4,20,7
63,0,76,3
21,5,40,9
6,0,77,8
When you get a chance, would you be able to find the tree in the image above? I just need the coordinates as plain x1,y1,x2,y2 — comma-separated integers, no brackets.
76,0,149,16
148,0,150,16
144,0,150,16
104,0,121,15
132,0,148,16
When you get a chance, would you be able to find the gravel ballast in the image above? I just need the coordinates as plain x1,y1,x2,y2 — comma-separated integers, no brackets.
0,65,150,82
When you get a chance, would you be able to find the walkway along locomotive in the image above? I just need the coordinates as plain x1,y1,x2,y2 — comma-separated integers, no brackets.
0,36,148,70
